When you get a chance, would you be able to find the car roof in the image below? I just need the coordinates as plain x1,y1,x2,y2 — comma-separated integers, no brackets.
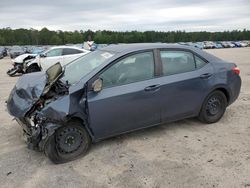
102,43,184,53
101,43,222,62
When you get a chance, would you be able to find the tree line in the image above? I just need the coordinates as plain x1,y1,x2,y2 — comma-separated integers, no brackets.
0,27,250,45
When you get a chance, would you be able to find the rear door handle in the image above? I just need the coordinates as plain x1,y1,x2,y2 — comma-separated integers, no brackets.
144,84,161,92
200,73,213,79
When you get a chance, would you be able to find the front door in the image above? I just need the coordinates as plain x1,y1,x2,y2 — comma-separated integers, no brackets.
87,51,161,139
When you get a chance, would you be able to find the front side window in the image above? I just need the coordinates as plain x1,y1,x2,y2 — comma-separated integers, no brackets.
100,51,154,88
46,48,63,57
160,51,196,76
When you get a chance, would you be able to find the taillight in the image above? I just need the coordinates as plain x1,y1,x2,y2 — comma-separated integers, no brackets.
232,67,240,75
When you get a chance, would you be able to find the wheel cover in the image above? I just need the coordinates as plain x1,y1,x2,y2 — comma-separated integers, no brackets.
56,127,83,154
206,96,222,116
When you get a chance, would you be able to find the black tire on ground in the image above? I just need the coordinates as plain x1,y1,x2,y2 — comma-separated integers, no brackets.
44,121,91,164
26,65,40,73
198,90,227,124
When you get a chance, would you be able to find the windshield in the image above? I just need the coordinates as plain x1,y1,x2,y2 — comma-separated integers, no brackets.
61,50,115,85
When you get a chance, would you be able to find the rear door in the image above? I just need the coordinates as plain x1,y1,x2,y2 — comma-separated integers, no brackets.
87,51,161,139
158,49,214,122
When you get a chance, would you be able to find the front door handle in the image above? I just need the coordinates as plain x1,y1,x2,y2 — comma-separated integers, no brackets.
200,73,213,79
144,84,161,92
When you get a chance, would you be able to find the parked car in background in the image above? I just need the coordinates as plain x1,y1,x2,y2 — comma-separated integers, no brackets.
24,46,90,72
0,47,7,58
9,46,25,58
6,53,38,76
227,42,236,48
184,42,195,47
219,42,230,48
232,41,242,47
6,43,241,163
96,44,109,49
244,41,250,46
194,42,205,49
204,41,216,49
239,41,248,47
0,47,5,59
178,42,188,46
6,46,89,76
7,47,46,76
215,43,223,49
31,47,46,54
0,50,3,59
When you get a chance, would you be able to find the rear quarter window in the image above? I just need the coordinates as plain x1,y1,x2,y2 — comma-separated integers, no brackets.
195,55,207,69
63,48,83,55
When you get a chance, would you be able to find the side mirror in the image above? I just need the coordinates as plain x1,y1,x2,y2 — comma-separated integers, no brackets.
92,78,103,92
40,53,46,58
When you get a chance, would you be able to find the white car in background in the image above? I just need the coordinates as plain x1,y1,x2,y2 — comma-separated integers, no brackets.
239,42,248,47
27,46,90,72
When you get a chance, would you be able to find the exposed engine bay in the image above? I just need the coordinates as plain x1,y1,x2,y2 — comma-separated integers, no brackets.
7,63,72,151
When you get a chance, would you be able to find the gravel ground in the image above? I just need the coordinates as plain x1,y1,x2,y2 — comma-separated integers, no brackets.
0,48,249,188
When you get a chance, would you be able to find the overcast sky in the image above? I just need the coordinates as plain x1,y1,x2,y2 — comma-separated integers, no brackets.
0,0,250,32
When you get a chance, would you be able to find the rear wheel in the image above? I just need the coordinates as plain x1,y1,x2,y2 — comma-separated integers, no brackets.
198,90,227,123
44,121,91,164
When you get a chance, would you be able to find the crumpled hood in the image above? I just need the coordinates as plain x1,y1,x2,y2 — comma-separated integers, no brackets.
7,72,47,117
13,53,37,63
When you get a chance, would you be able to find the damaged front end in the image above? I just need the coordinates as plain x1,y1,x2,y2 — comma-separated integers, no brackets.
6,63,74,151
6,54,37,77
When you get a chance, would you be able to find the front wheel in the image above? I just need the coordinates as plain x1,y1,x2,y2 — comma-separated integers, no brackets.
198,90,227,124
44,122,91,164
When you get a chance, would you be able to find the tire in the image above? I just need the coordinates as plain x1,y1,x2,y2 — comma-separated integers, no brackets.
198,90,227,124
26,65,40,73
44,121,91,164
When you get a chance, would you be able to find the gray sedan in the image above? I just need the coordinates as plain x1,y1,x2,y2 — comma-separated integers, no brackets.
7,43,241,163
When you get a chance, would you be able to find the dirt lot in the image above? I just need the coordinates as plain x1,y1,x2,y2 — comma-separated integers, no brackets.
0,48,249,188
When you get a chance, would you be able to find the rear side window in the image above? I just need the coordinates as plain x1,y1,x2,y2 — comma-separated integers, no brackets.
195,55,207,68
62,48,83,55
160,51,196,76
